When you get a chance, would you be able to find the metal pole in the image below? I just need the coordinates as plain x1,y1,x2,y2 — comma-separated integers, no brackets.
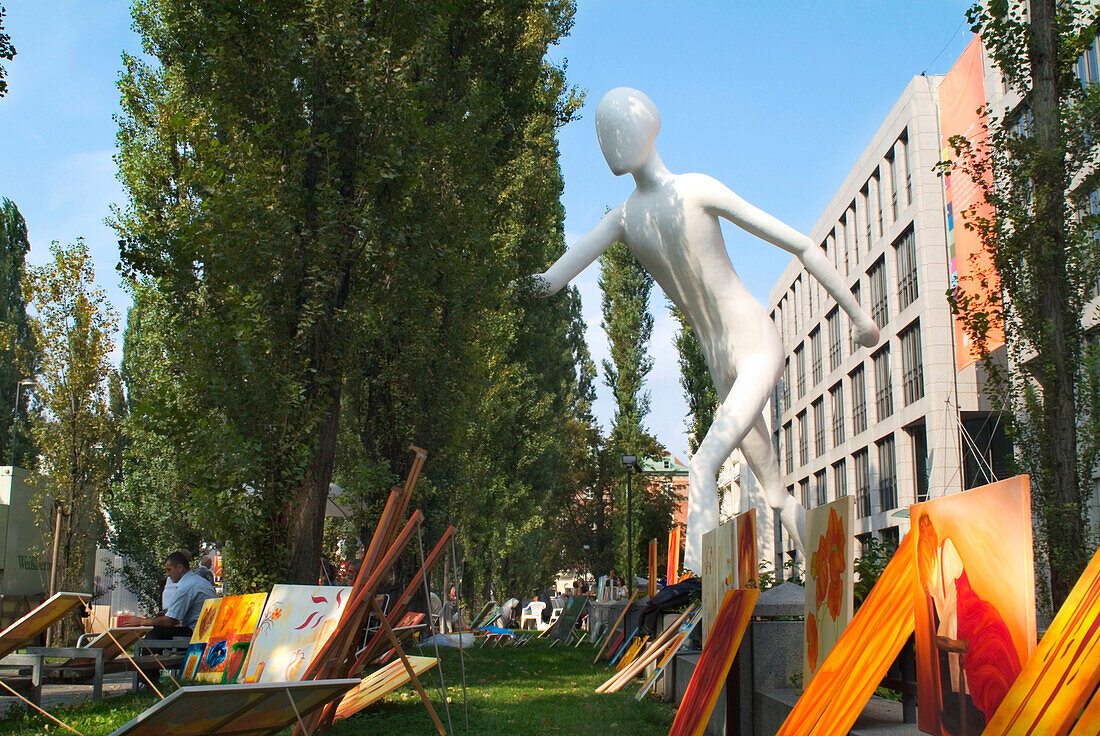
627,467,633,595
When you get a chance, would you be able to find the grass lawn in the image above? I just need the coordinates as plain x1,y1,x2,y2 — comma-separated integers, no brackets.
0,640,677,735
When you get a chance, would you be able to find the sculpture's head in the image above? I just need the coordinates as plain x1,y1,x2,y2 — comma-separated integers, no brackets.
595,87,660,176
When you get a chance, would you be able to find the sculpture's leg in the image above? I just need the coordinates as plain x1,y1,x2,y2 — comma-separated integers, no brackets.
739,415,807,558
683,357,777,573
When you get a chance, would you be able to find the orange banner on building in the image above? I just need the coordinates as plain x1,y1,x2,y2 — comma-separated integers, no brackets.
939,35,1003,370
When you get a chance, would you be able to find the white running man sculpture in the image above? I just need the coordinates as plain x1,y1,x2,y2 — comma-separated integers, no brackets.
532,88,879,572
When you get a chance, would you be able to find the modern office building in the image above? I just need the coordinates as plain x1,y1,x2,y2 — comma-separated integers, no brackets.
758,41,1014,570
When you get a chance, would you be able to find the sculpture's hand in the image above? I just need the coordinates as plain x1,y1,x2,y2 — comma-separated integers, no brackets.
853,312,880,348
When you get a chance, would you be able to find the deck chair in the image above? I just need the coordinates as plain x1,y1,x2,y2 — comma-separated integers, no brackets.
546,597,587,646
0,592,91,705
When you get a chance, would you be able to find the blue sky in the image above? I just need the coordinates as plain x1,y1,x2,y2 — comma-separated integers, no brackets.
0,2,974,459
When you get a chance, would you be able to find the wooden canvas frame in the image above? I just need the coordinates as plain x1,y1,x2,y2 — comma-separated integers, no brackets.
0,592,90,659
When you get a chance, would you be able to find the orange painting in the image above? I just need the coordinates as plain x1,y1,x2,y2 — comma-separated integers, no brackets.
776,534,915,736
912,476,1035,736
183,597,222,680
667,588,757,736
735,509,757,588
982,540,1100,736
803,496,853,685
667,526,682,583
195,592,267,683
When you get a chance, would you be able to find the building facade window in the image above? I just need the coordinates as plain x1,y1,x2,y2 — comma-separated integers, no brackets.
877,434,898,512
827,308,842,370
855,449,871,518
845,207,858,267
900,320,925,405
900,130,912,206
876,167,887,234
849,283,862,351
874,346,894,421
797,411,808,467
784,422,794,474
886,148,898,222
813,398,826,457
851,365,868,435
1075,27,1099,87
830,382,845,447
895,228,918,310
801,478,811,510
861,185,872,248
796,344,806,399
833,459,848,498
782,358,791,412
810,328,823,386
869,257,889,328
815,469,828,507
908,423,929,503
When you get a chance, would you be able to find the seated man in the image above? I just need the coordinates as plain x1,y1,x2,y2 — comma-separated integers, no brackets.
134,550,218,638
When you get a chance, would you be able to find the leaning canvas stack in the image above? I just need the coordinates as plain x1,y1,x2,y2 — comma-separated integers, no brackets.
107,446,461,736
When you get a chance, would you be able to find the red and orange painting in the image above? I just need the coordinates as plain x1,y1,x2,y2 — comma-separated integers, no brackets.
912,475,1035,736
735,508,757,589
803,496,853,685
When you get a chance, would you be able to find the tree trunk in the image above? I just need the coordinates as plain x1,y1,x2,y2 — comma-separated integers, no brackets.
285,381,343,585
1030,0,1084,607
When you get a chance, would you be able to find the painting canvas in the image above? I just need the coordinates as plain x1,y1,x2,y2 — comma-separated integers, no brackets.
666,526,681,583
803,496,854,685
701,520,735,643
334,656,438,720
105,678,359,736
196,593,267,683
182,597,222,680
982,538,1100,736
912,475,1035,736
636,608,701,700
0,592,90,659
667,588,757,736
239,584,350,684
734,508,757,588
776,534,915,736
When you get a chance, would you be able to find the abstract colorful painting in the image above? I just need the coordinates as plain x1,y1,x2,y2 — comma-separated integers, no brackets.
182,597,222,680
0,592,90,659
239,584,350,684
912,475,1035,736
667,588,757,736
105,678,360,736
982,537,1100,736
666,526,682,583
803,496,854,685
734,509,757,589
775,534,915,736
196,593,267,683
334,656,438,720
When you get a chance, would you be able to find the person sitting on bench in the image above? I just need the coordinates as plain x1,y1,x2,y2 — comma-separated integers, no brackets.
133,550,218,638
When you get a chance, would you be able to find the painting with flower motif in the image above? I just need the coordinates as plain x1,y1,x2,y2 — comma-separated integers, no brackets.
239,584,351,684
912,475,1035,736
182,597,222,680
803,496,854,685
194,592,267,683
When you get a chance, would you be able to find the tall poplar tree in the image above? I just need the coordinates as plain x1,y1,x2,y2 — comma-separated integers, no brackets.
0,198,39,468
948,3,1100,608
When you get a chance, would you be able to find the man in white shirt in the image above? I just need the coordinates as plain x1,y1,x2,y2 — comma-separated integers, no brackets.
136,550,218,638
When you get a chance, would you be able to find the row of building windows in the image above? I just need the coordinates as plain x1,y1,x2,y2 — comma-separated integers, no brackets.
789,424,930,519
780,320,925,472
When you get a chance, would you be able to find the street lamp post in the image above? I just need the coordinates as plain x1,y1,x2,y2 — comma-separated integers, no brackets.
10,378,34,469
622,453,639,594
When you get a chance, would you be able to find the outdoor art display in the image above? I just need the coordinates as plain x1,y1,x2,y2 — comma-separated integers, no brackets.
239,584,351,684
667,589,757,736
529,87,880,573
666,526,682,583
803,496,853,685
182,598,222,680
776,535,915,736
105,678,360,736
980,535,1100,736
912,476,1035,736
334,656,438,721
635,608,701,700
702,508,756,643
196,592,267,684
648,538,658,598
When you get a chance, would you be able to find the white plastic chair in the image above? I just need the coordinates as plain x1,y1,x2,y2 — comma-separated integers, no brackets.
519,601,547,630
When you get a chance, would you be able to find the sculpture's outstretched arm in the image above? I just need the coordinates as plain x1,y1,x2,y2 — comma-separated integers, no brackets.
534,207,624,296
700,177,879,348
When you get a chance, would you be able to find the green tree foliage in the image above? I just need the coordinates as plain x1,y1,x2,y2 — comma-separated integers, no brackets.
0,199,39,467
115,0,584,597
24,240,118,643
672,306,717,454
102,283,203,610
946,2,1100,608
0,6,14,98
598,240,669,582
